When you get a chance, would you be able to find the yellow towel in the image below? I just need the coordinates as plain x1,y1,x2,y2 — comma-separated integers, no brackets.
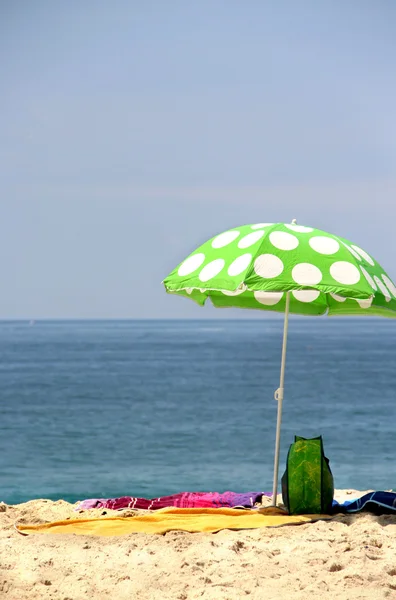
16,506,331,536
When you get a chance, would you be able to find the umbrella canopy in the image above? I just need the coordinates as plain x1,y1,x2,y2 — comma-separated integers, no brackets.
163,221,396,317
163,221,396,505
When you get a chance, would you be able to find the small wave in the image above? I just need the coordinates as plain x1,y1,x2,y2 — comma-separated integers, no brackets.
154,327,224,334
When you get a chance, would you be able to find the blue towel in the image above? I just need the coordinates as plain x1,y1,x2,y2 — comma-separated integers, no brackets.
332,491,396,514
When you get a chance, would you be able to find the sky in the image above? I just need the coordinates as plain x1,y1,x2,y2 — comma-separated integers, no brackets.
1,0,395,318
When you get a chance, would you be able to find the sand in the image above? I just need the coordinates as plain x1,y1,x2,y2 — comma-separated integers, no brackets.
1,490,396,600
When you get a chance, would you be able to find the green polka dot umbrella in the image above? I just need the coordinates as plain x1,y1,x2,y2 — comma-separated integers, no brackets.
162,221,396,504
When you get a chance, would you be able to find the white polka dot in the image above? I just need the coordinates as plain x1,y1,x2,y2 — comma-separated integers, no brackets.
330,261,361,285
360,267,377,290
351,245,375,266
212,230,240,248
269,231,299,251
292,263,322,285
222,288,245,296
355,297,373,309
382,275,396,298
374,276,391,302
238,230,264,249
251,223,273,230
199,259,225,282
178,253,205,276
330,293,347,302
341,242,361,261
254,291,284,305
309,236,340,255
292,290,320,303
227,253,252,276
284,224,313,233
254,254,284,279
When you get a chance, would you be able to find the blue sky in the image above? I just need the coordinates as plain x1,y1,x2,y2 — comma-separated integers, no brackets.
1,1,395,318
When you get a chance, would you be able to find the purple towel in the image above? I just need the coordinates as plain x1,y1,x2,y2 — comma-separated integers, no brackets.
76,491,271,511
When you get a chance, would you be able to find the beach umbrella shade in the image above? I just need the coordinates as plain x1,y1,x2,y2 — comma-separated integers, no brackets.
162,221,396,504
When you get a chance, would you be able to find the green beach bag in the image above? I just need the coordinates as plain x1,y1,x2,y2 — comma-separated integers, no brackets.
281,436,334,515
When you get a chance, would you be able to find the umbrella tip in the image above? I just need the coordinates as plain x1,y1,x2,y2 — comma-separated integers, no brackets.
291,218,297,224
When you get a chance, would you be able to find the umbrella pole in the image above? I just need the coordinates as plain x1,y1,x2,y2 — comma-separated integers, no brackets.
271,291,291,506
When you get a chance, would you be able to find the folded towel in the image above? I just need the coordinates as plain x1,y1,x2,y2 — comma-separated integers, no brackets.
333,491,396,514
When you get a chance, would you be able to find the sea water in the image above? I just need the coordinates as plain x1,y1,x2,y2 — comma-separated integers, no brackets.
1,318,395,504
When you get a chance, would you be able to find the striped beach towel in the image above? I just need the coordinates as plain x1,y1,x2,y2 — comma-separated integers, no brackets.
76,491,270,511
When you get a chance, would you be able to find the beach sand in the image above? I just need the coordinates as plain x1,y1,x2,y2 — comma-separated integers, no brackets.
1,490,396,600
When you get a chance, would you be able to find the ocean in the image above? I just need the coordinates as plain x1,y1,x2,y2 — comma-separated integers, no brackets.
1,318,395,505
